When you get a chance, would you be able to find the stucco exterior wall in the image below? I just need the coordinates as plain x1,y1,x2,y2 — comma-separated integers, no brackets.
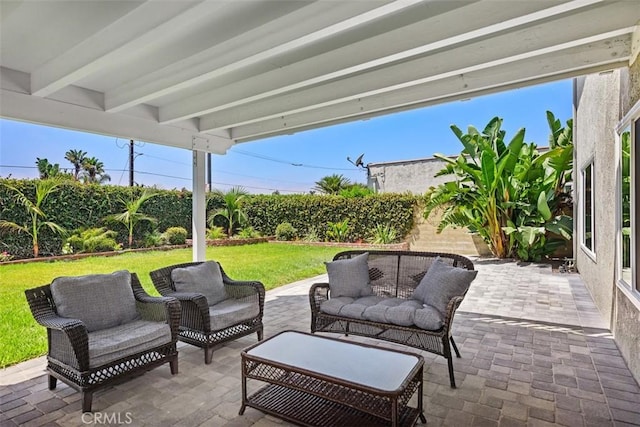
574,72,621,327
575,64,640,385
368,158,451,194
613,56,640,385
368,157,491,256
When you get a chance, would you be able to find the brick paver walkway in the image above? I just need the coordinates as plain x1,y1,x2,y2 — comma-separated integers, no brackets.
1,260,639,426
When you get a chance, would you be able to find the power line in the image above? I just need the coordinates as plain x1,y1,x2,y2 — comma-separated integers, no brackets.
230,148,358,171
0,165,307,193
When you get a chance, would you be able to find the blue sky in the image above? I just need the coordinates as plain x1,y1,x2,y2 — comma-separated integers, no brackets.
0,79,572,194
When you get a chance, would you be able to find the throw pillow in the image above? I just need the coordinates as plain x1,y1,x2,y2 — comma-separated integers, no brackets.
51,270,139,332
171,261,227,305
413,258,477,316
325,252,374,298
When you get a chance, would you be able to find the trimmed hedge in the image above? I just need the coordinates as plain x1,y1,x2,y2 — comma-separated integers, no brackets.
0,179,418,259
244,194,418,242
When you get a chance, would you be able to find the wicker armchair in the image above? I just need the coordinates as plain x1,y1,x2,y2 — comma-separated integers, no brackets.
25,271,180,413
150,261,265,364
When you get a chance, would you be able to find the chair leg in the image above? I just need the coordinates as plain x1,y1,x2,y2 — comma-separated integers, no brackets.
204,347,213,365
257,327,263,341
48,375,57,390
82,391,93,413
447,355,457,389
170,356,179,375
450,337,461,358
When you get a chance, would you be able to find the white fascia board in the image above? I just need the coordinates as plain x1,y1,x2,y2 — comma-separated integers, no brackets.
159,0,608,123
231,58,629,143
1,86,233,154
105,0,404,114
202,29,633,133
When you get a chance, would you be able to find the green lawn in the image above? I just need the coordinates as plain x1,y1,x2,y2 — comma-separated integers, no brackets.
0,243,348,368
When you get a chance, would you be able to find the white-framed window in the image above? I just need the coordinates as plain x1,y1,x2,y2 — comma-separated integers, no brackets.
617,99,640,295
581,160,595,255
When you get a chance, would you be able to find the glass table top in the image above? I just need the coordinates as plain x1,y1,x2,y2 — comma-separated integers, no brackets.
246,331,422,392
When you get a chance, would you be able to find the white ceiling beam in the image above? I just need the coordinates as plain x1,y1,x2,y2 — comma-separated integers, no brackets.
160,0,607,123
30,0,227,98
232,55,629,143
1,83,233,154
201,28,633,133
105,0,406,113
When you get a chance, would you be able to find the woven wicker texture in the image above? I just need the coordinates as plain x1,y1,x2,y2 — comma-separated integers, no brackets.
24,273,180,412
310,250,474,388
150,261,265,364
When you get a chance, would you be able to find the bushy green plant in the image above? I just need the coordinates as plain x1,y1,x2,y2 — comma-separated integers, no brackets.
339,184,373,198
207,226,227,240
275,222,298,241
368,223,398,244
302,227,320,242
326,219,350,242
105,190,158,248
163,226,188,245
424,112,573,261
237,226,261,239
0,179,67,257
207,187,249,236
64,227,120,253
143,230,166,248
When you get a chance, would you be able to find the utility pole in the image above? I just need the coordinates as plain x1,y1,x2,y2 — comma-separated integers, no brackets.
129,139,134,187
207,152,212,192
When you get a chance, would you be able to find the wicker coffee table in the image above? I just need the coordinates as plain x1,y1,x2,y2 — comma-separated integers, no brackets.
240,330,426,427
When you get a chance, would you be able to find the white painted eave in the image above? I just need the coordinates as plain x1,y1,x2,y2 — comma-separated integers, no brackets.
1,0,638,149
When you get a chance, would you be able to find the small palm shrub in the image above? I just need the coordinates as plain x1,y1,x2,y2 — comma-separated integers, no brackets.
275,222,298,241
368,224,398,244
237,226,261,239
302,227,320,242
65,227,121,253
163,226,188,245
326,219,349,242
207,226,227,240
143,230,166,247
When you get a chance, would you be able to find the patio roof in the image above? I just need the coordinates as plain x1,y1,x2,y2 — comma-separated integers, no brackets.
1,0,638,153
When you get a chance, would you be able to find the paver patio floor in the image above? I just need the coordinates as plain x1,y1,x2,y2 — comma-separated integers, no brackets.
1,259,639,426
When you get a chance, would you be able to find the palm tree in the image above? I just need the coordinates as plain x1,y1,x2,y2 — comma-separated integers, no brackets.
81,157,111,184
105,190,158,248
313,174,351,194
64,149,87,180
35,158,63,179
0,180,66,257
207,186,249,236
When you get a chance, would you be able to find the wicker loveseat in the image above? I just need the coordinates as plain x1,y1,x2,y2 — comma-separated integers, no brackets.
309,250,475,388
150,261,265,364
25,271,180,412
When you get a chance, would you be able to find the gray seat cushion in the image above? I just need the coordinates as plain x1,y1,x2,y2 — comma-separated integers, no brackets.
321,296,446,331
414,305,444,330
171,261,227,306
208,296,260,331
362,298,423,326
51,270,139,332
88,320,171,368
325,252,374,298
412,258,477,316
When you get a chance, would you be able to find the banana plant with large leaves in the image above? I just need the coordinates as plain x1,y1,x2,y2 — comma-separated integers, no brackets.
425,112,573,261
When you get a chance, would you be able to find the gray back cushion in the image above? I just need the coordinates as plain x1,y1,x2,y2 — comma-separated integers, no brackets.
171,261,227,306
325,252,374,298
51,270,139,332
413,258,477,315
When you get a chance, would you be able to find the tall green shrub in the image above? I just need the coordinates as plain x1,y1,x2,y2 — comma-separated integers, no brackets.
424,113,573,261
